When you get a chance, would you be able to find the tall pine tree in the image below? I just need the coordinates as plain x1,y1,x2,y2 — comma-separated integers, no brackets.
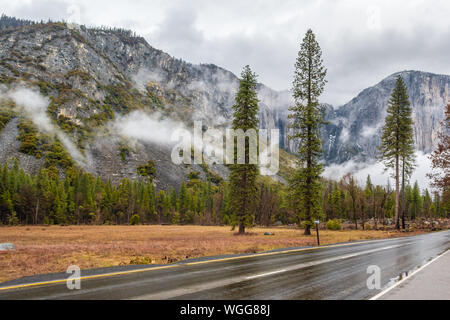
379,75,415,230
288,29,327,235
229,65,259,234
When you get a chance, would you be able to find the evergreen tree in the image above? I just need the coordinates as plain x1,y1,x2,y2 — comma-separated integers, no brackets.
364,175,375,222
219,182,232,224
288,29,327,235
423,189,432,218
156,190,167,222
405,184,413,220
330,183,343,219
433,192,441,218
169,187,177,212
379,75,415,230
428,103,450,215
373,185,386,229
179,181,188,222
228,65,260,234
341,173,359,229
147,183,156,221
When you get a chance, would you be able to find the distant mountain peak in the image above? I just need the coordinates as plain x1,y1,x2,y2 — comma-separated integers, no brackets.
322,70,449,164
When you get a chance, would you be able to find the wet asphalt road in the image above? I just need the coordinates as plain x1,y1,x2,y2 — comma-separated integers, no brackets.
0,230,449,300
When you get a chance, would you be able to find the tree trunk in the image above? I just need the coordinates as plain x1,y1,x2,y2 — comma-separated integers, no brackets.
372,194,376,229
401,159,406,229
395,155,400,230
239,171,248,235
34,197,39,225
374,209,378,230
361,203,365,230
304,120,312,236
304,223,311,235
402,213,405,230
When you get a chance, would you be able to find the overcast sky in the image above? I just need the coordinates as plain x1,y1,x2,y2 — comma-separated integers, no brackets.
1,0,449,106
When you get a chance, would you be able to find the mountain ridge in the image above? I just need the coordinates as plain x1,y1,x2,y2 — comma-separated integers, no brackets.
0,16,448,189
322,70,449,164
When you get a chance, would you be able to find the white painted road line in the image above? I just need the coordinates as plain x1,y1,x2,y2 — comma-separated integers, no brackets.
265,243,410,276
246,269,288,280
369,249,450,300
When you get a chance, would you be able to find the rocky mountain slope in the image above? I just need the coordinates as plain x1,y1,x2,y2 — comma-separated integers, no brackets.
0,16,448,189
0,18,292,188
322,70,449,164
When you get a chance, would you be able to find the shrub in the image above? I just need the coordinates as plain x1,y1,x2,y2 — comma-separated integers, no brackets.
187,170,200,180
35,80,54,96
88,212,97,223
299,220,313,230
119,145,130,162
43,140,74,170
104,83,148,113
186,170,202,188
0,111,13,131
7,212,19,225
130,214,140,225
43,216,53,225
171,211,180,224
326,219,342,230
200,163,223,184
129,256,153,265
137,161,156,181
17,120,41,157
66,69,91,83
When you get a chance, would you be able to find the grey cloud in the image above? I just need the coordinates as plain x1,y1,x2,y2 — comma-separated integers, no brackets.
2,0,449,107
323,25,450,105
151,5,205,59
5,0,74,23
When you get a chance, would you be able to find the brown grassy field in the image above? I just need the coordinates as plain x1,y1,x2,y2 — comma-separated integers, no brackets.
0,225,427,283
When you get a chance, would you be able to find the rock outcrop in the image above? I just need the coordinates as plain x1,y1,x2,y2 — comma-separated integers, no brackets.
321,71,449,164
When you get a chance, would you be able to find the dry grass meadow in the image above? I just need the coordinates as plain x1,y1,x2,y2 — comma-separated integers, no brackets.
0,225,426,283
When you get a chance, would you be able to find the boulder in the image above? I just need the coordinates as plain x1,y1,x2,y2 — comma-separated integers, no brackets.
0,243,14,251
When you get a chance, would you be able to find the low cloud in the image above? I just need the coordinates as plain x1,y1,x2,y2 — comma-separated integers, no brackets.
131,68,165,92
339,127,350,143
323,151,433,191
6,87,53,132
1,85,89,168
361,123,382,139
111,110,186,146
